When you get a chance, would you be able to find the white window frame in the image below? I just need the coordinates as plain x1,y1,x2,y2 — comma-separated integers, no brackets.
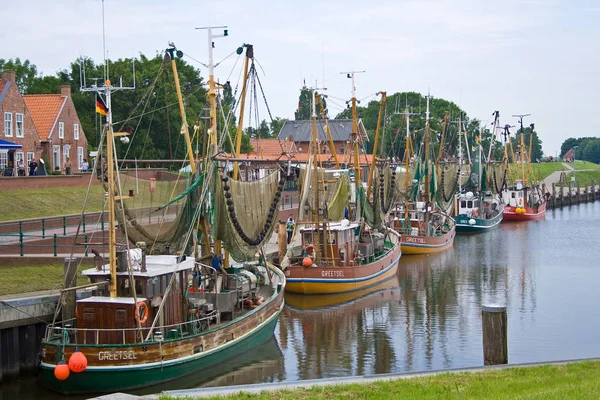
74,123,79,140
4,112,13,137
27,152,34,174
53,145,61,170
16,113,24,138
58,121,64,139
77,146,84,169
63,146,70,164
0,151,7,169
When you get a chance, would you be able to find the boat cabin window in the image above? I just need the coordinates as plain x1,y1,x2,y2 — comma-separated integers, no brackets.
303,232,314,244
340,248,346,263
474,200,480,208
467,200,473,208
146,279,155,298
461,200,466,208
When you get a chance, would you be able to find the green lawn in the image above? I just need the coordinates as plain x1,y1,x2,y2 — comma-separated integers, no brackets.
159,361,600,400
506,161,568,182
0,263,89,296
566,161,600,184
0,176,187,222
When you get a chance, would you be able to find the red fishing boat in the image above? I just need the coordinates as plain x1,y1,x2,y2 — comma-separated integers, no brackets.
501,114,547,221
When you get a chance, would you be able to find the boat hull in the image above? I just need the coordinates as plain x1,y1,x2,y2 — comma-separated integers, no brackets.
400,227,455,255
284,243,401,295
454,209,504,233
503,201,546,221
39,266,286,395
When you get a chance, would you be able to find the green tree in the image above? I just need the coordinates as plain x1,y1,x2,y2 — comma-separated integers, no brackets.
0,58,38,92
270,117,287,138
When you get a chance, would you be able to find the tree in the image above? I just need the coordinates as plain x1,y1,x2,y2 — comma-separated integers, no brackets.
294,87,326,120
0,58,38,92
560,138,581,158
270,117,287,138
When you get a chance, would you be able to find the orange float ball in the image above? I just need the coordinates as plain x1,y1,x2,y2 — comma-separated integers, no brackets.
302,257,313,267
68,350,88,373
54,361,70,380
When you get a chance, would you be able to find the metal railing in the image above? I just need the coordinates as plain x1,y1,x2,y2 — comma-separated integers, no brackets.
44,310,219,345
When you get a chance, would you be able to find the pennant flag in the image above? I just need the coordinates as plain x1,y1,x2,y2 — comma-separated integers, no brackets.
96,96,108,116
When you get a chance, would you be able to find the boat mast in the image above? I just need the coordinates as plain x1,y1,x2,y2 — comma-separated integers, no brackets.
196,25,228,257
424,94,431,202
404,107,411,220
233,44,253,179
366,92,387,201
341,71,365,194
487,111,499,162
310,87,320,261
316,93,340,170
513,114,530,185
458,113,463,194
166,44,195,174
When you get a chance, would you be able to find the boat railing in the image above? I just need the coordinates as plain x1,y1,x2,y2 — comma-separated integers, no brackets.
44,310,219,345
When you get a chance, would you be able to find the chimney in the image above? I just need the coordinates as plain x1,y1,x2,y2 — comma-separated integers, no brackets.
2,70,16,82
60,85,71,97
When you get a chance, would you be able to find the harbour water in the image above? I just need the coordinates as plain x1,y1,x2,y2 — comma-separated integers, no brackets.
3,202,599,398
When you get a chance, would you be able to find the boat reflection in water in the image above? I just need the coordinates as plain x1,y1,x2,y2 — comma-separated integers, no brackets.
280,277,402,379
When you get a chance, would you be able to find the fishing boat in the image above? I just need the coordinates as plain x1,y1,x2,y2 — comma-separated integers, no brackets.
39,28,285,395
390,96,455,254
453,112,504,232
282,79,402,295
501,114,547,221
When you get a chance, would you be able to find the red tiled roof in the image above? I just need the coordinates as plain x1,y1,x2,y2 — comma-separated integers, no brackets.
23,94,67,140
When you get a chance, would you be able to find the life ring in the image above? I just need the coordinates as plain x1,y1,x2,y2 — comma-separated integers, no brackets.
135,301,148,325
304,244,316,258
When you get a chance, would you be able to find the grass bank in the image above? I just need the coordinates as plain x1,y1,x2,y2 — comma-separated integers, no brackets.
0,176,186,222
0,263,88,296
159,361,600,400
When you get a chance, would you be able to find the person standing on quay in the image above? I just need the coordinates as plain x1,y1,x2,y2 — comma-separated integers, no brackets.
29,158,38,176
65,157,72,175
286,217,295,244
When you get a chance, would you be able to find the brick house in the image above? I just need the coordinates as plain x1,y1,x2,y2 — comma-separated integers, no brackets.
0,70,41,175
24,85,88,173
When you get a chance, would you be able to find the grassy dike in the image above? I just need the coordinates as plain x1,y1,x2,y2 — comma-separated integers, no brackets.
159,361,600,400
0,263,88,296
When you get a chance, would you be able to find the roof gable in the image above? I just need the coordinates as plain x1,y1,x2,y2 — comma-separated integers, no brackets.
277,119,368,143
23,94,67,140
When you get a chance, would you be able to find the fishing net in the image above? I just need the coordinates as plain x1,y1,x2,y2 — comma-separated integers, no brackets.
299,165,350,220
214,170,282,262
112,170,198,255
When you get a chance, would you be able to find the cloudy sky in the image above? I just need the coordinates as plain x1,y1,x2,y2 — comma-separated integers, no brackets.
3,0,598,156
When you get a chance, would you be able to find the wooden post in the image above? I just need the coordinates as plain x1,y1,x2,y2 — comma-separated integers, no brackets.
593,180,596,202
62,257,78,323
568,181,572,205
551,182,556,209
576,181,581,204
482,304,508,365
584,180,588,203
278,220,287,265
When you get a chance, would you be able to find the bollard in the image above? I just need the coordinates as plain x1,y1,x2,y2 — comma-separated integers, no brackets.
19,231,24,256
63,216,67,236
82,214,86,233
53,234,57,256
42,218,45,238
482,304,508,365
62,257,78,323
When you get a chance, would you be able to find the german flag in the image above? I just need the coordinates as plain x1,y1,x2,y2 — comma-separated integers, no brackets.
96,96,108,116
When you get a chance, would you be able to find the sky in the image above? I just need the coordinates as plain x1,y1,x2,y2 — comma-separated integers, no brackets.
2,0,599,156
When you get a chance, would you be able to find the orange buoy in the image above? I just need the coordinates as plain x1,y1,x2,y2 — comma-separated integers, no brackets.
54,361,70,380
302,257,313,267
68,350,88,373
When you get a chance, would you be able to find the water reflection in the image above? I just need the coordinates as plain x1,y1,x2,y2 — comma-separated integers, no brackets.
278,202,600,379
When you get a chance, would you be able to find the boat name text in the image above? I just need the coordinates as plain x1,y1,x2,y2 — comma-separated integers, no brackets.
98,350,137,361
322,270,344,278
405,237,425,244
